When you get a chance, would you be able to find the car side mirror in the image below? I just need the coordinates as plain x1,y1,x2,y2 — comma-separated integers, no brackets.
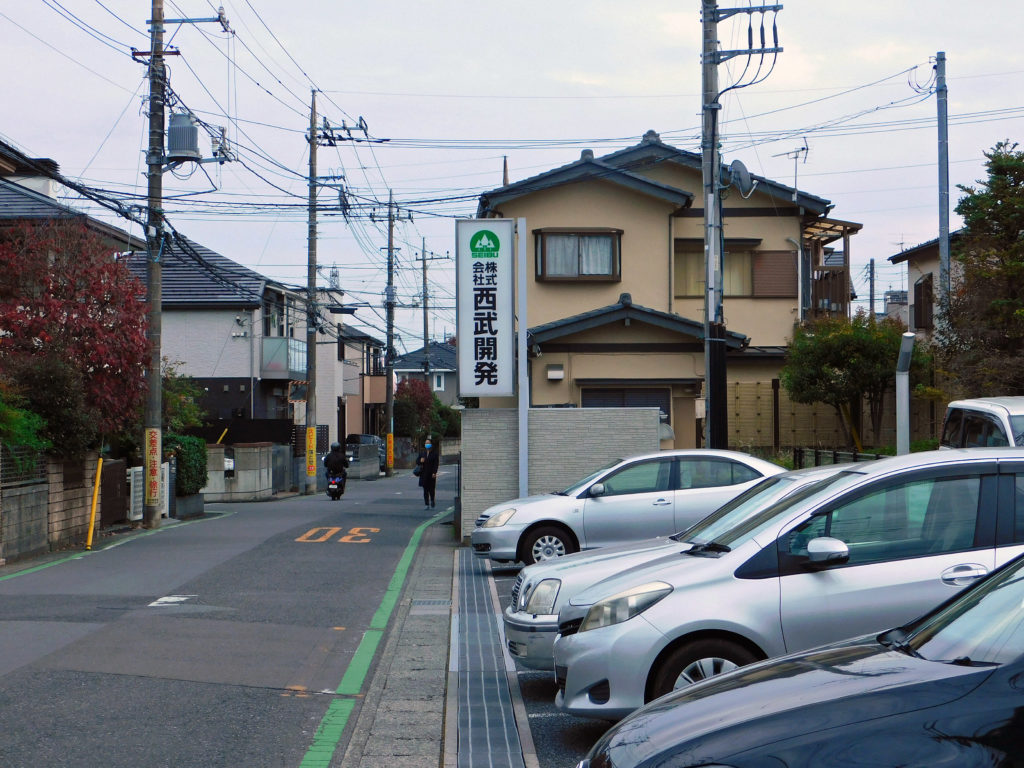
805,537,849,569
589,483,606,498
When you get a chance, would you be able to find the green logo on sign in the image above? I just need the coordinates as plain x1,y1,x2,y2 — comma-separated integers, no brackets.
470,230,500,258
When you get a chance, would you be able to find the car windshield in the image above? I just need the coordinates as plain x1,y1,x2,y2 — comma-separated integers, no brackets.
678,475,790,543
901,557,1024,666
688,470,860,549
557,458,623,496
1011,415,1024,446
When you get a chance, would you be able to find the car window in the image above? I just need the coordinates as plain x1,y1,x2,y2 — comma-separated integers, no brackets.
940,409,963,447
560,459,622,496
783,474,982,566
962,413,1006,448
679,458,760,490
1011,415,1024,446
1015,476,1024,543
601,459,671,496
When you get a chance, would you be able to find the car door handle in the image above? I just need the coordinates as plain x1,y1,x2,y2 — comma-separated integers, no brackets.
652,499,672,506
941,563,988,587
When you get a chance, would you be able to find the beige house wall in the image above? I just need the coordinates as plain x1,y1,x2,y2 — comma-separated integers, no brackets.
496,180,678,322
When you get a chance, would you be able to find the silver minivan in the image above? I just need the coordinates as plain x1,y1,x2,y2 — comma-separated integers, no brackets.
940,397,1024,448
552,448,1024,720
470,449,784,565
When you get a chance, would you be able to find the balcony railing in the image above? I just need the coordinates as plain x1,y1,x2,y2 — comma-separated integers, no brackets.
262,337,306,379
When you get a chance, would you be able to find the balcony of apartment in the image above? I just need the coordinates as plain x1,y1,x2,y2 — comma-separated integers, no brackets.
261,337,306,379
362,368,386,404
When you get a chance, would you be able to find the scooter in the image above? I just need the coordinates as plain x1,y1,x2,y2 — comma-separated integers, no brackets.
326,473,346,500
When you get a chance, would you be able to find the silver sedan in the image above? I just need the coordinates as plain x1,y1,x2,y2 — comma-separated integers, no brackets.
504,465,846,670
471,449,784,565
553,448,1024,721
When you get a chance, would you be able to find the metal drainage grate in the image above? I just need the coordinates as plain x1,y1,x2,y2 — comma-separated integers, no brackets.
412,599,452,607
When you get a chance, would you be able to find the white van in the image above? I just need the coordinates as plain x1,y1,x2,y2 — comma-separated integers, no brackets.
940,397,1024,448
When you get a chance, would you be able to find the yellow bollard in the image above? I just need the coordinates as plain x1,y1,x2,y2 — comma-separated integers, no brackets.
85,457,103,551
217,428,228,444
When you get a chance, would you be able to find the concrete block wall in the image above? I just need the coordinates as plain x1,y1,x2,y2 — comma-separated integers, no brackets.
202,443,274,502
1,483,49,563
47,453,99,551
528,408,660,494
460,409,519,540
459,408,660,541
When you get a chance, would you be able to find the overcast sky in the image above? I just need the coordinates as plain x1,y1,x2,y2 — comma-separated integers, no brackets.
3,1,1023,351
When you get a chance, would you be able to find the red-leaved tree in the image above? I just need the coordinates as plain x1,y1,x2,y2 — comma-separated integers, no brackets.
0,221,149,453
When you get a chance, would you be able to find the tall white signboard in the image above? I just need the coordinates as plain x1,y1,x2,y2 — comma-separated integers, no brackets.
456,219,515,397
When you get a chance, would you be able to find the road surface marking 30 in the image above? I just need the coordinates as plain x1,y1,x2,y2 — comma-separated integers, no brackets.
296,527,381,543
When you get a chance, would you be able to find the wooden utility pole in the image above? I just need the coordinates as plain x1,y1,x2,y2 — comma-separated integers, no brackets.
143,0,165,528
304,90,318,494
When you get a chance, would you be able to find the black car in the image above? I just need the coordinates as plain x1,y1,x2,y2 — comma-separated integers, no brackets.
345,433,386,472
581,550,1024,768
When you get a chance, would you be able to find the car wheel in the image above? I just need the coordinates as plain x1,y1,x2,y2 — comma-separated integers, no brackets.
649,639,759,701
521,526,576,565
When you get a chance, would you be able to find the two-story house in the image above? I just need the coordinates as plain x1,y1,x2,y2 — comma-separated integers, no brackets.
394,341,458,406
475,130,862,448
887,230,963,337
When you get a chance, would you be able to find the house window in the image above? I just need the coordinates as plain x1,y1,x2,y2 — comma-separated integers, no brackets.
337,324,346,361
535,229,622,281
674,247,795,298
914,273,934,330
674,249,751,296
433,373,445,391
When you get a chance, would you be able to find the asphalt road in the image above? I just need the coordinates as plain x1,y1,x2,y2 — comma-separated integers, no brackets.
0,470,453,768
491,564,611,768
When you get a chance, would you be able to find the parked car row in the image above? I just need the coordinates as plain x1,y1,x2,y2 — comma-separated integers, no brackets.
470,441,1024,767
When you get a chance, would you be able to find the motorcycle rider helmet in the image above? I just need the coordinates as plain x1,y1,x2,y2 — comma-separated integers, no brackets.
330,442,341,451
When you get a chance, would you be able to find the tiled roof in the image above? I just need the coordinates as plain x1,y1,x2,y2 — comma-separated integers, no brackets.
0,177,141,248
394,341,457,372
529,292,749,350
478,130,832,216
888,229,964,264
123,236,267,308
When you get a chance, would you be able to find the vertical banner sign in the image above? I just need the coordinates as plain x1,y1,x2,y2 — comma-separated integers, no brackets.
456,219,515,397
386,433,394,469
144,428,161,507
306,426,317,476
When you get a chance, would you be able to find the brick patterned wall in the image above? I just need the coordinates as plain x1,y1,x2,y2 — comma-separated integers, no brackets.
459,408,660,540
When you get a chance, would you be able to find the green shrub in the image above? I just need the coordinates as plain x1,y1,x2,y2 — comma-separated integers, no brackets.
165,432,208,496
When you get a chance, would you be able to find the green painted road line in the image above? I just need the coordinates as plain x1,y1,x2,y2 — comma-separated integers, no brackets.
298,507,448,767
0,552,88,581
370,508,446,629
299,699,355,768
336,629,383,695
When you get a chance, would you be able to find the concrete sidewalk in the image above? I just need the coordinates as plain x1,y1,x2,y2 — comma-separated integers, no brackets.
337,513,537,768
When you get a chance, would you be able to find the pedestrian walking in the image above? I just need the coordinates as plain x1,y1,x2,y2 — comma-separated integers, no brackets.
416,437,440,509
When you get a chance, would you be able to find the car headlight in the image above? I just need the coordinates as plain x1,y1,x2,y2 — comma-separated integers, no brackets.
579,581,672,633
481,507,516,528
523,578,560,614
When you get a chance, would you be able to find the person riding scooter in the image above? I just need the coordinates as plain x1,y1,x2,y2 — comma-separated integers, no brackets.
323,442,349,499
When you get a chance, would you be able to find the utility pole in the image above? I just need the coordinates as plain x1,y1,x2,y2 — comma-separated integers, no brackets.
701,0,725,449
868,259,876,317
936,52,950,306
421,237,430,378
385,190,396,477
304,90,318,494
143,0,166,529
699,0,781,449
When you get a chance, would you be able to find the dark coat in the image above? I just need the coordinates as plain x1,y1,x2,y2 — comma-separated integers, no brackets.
323,448,349,475
417,448,440,487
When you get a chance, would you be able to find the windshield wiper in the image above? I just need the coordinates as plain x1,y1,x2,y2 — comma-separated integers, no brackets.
947,656,998,667
879,630,924,659
686,541,731,556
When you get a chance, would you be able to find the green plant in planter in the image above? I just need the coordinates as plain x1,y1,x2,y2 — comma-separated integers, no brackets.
164,432,208,496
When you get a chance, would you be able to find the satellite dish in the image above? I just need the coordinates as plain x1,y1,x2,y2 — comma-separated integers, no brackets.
727,159,758,198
